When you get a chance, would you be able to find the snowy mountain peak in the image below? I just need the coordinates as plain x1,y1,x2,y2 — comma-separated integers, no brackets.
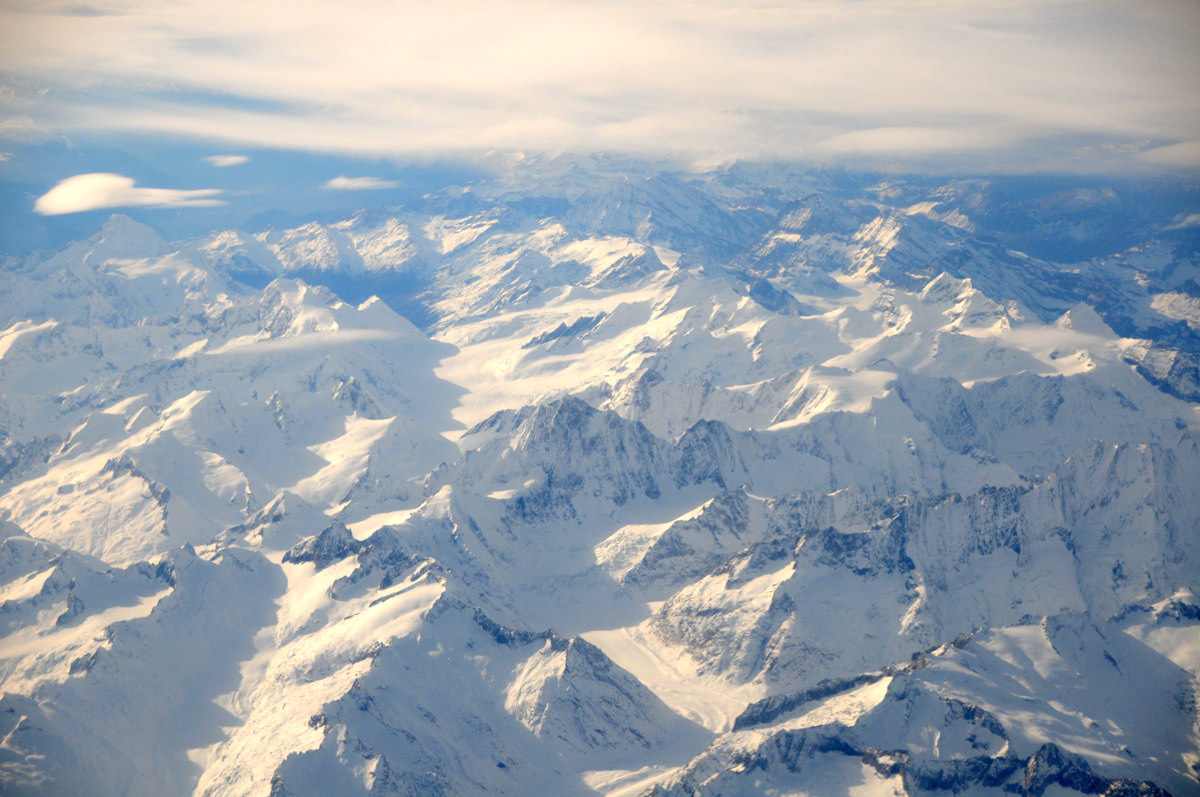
1054,302,1117,336
90,213,171,259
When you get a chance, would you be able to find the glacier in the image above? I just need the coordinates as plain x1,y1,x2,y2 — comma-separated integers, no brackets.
0,159,1197,796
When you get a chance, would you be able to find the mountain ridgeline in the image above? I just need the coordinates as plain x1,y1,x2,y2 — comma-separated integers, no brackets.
0,159,1197,796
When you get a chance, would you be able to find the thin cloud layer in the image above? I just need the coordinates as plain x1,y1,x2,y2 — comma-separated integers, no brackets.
324,176,399,190
1136,142,1200,168
2,0,1199,170
34,173,225,215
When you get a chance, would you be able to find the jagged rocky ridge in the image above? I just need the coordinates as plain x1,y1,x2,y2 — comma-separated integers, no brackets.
0,160,1197,795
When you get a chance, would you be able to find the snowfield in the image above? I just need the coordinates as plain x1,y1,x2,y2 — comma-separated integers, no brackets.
1,160,1198,796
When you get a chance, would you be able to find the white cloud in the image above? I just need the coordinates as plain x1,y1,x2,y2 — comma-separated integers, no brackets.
34,173,225,215
0,116,53,142
1164,213,1200,231
323,176,399,190
204,154,249,167
3,0,1199,170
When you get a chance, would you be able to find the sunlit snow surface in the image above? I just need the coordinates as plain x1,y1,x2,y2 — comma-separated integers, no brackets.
1,165,1198,796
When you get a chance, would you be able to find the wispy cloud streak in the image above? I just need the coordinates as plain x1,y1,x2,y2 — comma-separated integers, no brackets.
205,154,249,167
324,176,399,190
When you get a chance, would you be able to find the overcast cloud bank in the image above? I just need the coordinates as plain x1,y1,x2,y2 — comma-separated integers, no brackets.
1,0,1198,171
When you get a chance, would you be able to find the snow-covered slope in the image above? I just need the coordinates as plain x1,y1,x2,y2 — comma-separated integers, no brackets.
1,161,1197,796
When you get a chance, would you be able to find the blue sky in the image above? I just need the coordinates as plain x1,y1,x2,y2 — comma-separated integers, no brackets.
0,0,1197,228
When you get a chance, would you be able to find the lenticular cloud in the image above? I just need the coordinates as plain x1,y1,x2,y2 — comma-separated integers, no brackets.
33,173,225,215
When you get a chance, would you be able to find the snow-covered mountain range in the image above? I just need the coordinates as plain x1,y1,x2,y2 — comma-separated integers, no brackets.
1,158,1198,796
